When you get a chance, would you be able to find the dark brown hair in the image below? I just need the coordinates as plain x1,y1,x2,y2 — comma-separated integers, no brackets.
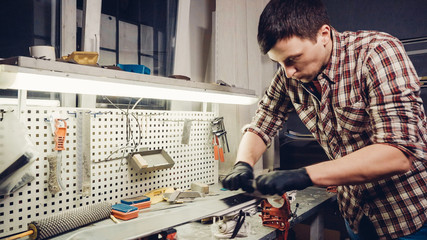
257,0,330,54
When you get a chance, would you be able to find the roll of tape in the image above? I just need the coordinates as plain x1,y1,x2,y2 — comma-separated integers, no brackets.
29,45,56,61
217,220,237,233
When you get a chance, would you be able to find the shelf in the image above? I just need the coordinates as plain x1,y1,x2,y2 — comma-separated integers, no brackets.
0,57,259,105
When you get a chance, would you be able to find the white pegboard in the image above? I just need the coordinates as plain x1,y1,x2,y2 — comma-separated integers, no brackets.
0,106,218,238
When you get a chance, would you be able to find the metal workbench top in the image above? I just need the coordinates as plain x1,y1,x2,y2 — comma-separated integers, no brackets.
44,185,335,240
175,186,337,240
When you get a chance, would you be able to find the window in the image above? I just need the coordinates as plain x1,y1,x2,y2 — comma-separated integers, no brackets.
77,0,178,109
85,0,178,77
0,0,178,110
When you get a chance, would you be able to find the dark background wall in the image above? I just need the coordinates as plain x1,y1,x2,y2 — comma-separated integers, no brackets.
324,0,427,77
0,0,53,58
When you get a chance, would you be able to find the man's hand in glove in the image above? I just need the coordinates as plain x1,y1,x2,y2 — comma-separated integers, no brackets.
222,162,255,193
255,168,313,195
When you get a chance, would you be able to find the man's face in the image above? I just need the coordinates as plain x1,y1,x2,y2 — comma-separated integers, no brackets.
267,28,331,83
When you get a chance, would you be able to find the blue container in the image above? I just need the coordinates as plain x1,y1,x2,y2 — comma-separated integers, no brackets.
112,203,138,213
121,196,150,205
117,64,151,75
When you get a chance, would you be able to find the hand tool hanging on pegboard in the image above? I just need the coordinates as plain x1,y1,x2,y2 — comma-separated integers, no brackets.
47,115,67,194
76,110,91,197
212,135,221,161
211,117,229,162
181,119,192,145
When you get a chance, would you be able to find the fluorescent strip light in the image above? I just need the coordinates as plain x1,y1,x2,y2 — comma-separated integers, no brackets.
0,70,259,105
0,98,60,107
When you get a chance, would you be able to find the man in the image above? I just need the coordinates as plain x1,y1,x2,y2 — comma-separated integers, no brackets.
222,0,427,239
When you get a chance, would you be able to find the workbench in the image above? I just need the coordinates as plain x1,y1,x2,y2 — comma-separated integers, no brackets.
36,185,336,240
174,186,337,240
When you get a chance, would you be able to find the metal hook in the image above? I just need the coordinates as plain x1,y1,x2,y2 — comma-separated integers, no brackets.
0,109,14,121
67,111,77,118
90,111,104,118
44,117,69,123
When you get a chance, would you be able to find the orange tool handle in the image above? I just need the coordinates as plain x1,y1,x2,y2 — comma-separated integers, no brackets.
212,136,219,160
212,137,219,160
55,119,67,151
215,135,225,162
214,146,219,160
219,146,225,162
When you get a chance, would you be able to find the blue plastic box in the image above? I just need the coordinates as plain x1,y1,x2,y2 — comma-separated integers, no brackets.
112,203,138,213
117,64,151,75
121,195,150,205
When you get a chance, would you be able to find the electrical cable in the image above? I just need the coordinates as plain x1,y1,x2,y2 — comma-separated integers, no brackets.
131,97,144,110
102,96,144,171
102,96,132,168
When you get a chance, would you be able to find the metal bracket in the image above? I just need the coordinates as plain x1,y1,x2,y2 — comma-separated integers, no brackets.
0,109,14,121
67,111,77,118
0,109,5,121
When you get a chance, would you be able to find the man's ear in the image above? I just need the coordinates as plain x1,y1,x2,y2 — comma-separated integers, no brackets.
318,24,331,46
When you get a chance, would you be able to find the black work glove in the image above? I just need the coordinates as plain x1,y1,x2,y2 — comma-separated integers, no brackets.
255,168,313,195
222,162,255,193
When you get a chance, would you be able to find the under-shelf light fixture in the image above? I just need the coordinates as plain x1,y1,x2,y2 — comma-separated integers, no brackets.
0,65,259,105
0,98,60,107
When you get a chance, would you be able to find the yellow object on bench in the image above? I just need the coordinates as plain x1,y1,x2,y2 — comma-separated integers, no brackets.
144,187,175,204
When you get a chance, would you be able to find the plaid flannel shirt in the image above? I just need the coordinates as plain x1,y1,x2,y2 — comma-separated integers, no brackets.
246,28,427,239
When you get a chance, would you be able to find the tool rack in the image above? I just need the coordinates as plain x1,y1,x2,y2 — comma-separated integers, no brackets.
0,106,218,238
